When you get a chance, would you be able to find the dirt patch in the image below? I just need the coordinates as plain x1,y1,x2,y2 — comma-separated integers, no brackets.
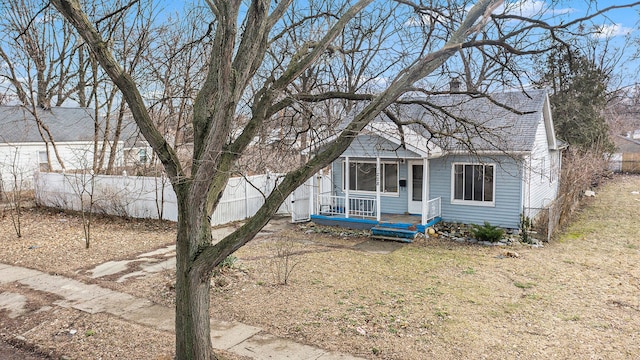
352,239,406,253
0,339,51,360
1,175,640,359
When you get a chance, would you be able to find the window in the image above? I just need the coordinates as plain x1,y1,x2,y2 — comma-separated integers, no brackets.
343,161,398,194
38,151,50,172
138,149,148,163
453,163,494,203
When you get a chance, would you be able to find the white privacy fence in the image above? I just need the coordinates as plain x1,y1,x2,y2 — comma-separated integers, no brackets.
34,172,292,226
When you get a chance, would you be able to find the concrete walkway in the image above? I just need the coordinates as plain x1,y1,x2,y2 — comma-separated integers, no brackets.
0,262,364,359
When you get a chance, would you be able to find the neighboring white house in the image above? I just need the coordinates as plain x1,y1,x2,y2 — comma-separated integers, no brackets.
0,106,125,190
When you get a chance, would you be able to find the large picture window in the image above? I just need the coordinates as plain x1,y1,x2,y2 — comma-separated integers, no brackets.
453,163,494,203
343,161,398,194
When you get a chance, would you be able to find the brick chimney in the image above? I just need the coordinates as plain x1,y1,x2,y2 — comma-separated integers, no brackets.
449,77,461,92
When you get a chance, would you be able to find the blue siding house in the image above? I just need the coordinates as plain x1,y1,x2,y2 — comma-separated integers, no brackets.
308,89,564,231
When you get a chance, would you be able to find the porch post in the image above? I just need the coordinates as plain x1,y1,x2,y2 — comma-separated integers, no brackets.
317,169,323,214
421,157,429,225
376,157,381,222
344,156,350,218
309,173,315,217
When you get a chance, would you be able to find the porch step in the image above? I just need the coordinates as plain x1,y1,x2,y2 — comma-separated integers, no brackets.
370,226,419,243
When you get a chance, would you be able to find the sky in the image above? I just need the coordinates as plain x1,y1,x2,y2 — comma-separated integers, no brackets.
144,0,640,88
519,0,640,87
1,0,639,103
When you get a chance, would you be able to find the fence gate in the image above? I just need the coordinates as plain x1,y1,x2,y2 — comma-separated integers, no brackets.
291,177,312,222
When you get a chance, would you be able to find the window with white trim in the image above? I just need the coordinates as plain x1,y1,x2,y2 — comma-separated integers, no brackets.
452,163,494,203
38,151,50,172
343,161,398,194
138,149,148,163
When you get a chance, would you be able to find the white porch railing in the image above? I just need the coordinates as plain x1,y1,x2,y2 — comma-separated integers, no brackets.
426,197,441,223
317,194,377,219
316,193,441,223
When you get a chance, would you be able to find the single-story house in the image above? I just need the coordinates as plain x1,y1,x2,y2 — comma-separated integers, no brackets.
0,106,126,190
305,89,564,232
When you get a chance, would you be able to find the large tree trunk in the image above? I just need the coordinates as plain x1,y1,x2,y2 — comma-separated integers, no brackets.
175,193,215,360
47,2,517,360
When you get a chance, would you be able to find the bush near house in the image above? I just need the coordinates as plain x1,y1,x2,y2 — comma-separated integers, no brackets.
470,221,505,242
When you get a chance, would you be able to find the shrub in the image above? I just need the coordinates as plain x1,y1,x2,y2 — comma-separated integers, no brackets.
520,214,533,244
471,222,504,242
217,255,238,270
268,237,301,285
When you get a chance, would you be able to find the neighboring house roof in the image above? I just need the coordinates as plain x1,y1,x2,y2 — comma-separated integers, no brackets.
378,89,556,154
118,116,148,148
626,129,640,140
614,134,640,153
0,106,96,143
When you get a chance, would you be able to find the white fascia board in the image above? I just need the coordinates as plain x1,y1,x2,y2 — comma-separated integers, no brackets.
366,121,443,158
542,93,558,150
445,149,531,156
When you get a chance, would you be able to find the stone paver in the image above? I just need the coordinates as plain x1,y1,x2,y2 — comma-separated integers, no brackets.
19,274,110,302
230,332,327,359
0,266,41,284
121,303,175,332
0,261,366,360
0,292,27,318
65,291,147,315
85,244,176,282
137,244,176,258
117,257,176,282
210,320,262,350
317,352,368,360
87,260,143,278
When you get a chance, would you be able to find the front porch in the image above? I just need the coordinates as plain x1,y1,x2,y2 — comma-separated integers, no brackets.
290,150,443,237
310,195,442,233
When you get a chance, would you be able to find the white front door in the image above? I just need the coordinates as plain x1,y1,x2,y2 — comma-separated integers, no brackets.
408,161,423,214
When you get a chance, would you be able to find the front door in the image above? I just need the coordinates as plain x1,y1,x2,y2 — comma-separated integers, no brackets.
408,161,423,214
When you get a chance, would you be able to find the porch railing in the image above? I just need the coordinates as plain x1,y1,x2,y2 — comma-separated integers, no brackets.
318,194,377,219
425,197,441,223
317,193,441,223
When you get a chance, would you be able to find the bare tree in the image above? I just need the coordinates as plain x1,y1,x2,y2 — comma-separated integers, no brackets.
0,0,82,169
0,0,162,175
41,0,640,359
0,146,30,238
64,168,96,248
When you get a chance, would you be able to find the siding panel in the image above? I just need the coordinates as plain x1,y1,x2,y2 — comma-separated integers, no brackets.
342,135,421,158
429,155,523,228
524,120,560,217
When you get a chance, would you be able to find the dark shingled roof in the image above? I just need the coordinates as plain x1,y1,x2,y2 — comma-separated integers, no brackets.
382,89,549,153
0,106,96,143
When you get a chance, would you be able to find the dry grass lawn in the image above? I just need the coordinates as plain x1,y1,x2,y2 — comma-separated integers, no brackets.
1,175,639,359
